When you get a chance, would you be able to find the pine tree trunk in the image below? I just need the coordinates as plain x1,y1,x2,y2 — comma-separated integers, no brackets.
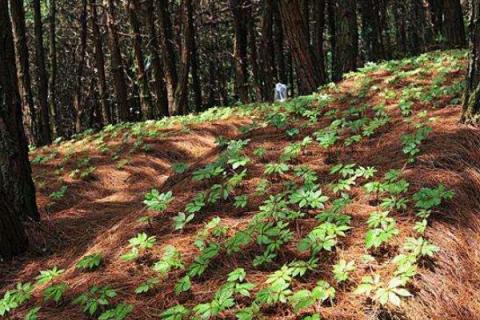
10,0,38,145
126,0,154,120
230,0,250,103
393,0,408,56
279,0,324,94
331,0,358,81
260,0,275,101
461,0,480,123
33,0,52,145
443,0,466,48
249,15,263,101
187,0,202,112
406,0,427,55
428,0,444,41
312,0,326,82
273,3,287,83
0,192,29,259
0,0,39,230
145,0,168,117
174,0,193,115
105,0,129,121
74,0,88,132
49,0,60,137
378,0,392,59
90,0,111,125
206,18,219,108
360,0,385,61
158,0,179,115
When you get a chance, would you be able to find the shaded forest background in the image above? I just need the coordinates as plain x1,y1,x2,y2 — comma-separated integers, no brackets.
6,0,469,146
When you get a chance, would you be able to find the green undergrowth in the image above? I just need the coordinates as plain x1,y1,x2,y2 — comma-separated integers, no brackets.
4,50,465,319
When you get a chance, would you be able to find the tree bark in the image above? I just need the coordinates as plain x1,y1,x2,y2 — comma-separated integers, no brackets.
33,0,52,145
174,0,193,115
145,0,168,117
428,0,444,41
331,0,358,81
105,0,129,121
461,0,480,123
230,0,250,103
443,0,466,48
359,0,385,61
0,0,39,230
126,0,154,120
90,0,111,125
10,0,37,145
279,0,324,94
406,0,427,55
273,3,287,83
249,13,263,101
187,0,202,111
158,0,179,115
260,0,275,101
74,0,88,132
312,0,326,81
48,0,60,136
393,0,408,56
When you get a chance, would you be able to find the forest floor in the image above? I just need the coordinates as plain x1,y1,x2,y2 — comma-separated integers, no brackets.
2,50,480,320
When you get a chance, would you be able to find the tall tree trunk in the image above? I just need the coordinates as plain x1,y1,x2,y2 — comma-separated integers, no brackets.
90,0,111,125
443,0,466,48
48,0,59,136
302,0,310,36
126,0,154,120
105,0,129,121
206,15,219,108
33,0,52,145
74,0,88,132
174,0,193,115
0,0,39,231
378,0,392,59
406,0,427,55
461,0,480,123
279,0,324,94
428,0,444,42
273,3,287,83
230,0,250,103
393,0,408,56
9,0,38,145
158,0,179,115
260,0,275,101
359,0,385,61
249,14,263,101
312,0,326,82
145,0,168,117
187,0,202,111
331,0,358,81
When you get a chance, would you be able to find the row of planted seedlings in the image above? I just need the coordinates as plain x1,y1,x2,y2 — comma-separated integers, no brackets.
157,93,400,319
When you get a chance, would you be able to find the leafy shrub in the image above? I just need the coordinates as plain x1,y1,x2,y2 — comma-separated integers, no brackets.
49,185,68,200
333,260,356,283
43,283,68,303
73,286,117,316
0,282,34,316
76,253,103,271
35,267,64,285
152,245,184,275
98,303,133,320
144,190,174,212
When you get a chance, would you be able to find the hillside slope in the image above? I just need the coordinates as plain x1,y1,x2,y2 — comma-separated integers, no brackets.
1,50,479,320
